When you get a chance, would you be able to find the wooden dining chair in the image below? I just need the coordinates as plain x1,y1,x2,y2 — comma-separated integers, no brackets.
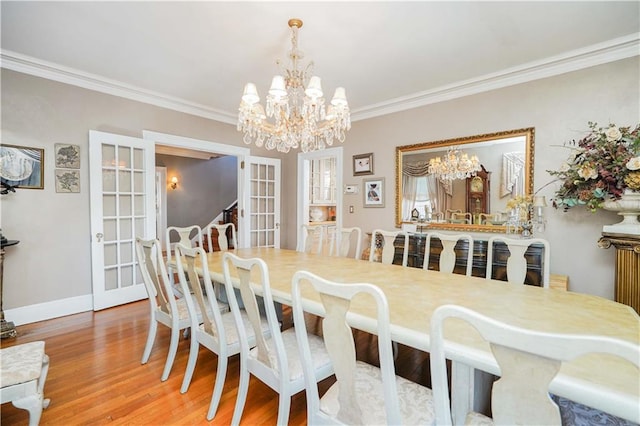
424,232,474,276
368,229,409,266
330,226,362,259
429,304,640,425
174,244,269,421
298,224,324,255
486,236,550,287
222,252,334,426
204,222,237,252
292,270,435,425
135,237,197,381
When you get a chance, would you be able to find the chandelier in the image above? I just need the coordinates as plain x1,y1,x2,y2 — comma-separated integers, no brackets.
237,18,351,153
428,148,481,180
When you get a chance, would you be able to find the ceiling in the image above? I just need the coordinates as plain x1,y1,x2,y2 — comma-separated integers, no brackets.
1,2,639,125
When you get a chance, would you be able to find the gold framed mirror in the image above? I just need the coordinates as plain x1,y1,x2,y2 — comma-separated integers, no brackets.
395,128,535,232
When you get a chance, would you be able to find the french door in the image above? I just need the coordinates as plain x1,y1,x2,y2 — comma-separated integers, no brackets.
89,130,155,310
246,156,281,248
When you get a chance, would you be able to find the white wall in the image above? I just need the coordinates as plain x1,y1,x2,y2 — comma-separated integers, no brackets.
338,57,639,299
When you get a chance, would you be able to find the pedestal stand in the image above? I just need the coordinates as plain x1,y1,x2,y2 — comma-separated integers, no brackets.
598,232,640,314
1,240,19,338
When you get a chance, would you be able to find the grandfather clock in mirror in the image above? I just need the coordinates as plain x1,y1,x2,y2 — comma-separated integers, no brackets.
466,165,490,218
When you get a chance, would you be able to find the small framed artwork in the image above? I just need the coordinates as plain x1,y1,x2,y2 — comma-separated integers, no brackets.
55,169,80,193
363,177,385,208
55,144,80,169
0,144,45,189
353,152,374,176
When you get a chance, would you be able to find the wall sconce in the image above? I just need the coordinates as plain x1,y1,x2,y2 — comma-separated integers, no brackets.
170,176,178,190
533,195,547,232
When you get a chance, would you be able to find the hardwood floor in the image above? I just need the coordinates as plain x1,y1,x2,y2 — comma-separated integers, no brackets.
1,301,431,425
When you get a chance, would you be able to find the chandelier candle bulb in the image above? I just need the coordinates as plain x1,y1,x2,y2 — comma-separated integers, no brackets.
305,76,323,98
268,76,287,98
331,87,348,105
242,83,259,104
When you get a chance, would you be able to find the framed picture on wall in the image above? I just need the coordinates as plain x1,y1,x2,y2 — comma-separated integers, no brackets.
55,144,80,169
353,152,374,176
363,177,384,208
0,144,45,189
55,169,80,193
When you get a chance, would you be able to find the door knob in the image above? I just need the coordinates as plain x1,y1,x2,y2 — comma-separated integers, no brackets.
96,232,104,242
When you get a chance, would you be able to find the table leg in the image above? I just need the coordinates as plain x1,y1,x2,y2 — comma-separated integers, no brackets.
451,361,493,424
1,248,17,339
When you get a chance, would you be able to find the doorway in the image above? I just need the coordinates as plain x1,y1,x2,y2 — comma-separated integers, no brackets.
142,131,251,247
297,147,343,251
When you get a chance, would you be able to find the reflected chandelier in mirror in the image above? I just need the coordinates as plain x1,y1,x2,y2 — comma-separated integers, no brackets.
395,128,535,232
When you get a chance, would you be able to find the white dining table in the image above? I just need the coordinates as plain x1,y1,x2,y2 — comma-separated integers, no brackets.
193,247,640,423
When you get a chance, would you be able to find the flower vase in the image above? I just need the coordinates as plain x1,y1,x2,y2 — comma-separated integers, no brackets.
602,189,640,235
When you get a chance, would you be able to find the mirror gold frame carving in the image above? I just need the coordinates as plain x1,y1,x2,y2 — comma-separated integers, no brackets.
395,127,535,232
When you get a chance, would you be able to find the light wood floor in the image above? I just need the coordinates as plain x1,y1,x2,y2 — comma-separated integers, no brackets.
1,300,431,425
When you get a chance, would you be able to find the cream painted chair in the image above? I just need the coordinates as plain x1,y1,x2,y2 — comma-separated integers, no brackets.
368,229,409,266
486,236,550,287
292,271,435,425
204,222,237,307
450,212,472,224
174,244,269,420
222,252,333,426
205,222,237,252
165,225,204,288
330,226,362,259
477,213,492,225
430,304,640,425
0,341,50,426
445,209,462,222
424,232,474,276
135,237,201,381
298,224,324,255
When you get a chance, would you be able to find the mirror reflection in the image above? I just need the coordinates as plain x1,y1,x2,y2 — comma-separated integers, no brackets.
395,128,534,232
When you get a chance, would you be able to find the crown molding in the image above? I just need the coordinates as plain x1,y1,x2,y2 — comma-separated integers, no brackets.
351,32,640,121
2,32,638,124
0,50,238,125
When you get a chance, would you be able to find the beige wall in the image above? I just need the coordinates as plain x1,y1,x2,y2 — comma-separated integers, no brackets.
0,70,286,312
2,56,639,321
337,57,639,299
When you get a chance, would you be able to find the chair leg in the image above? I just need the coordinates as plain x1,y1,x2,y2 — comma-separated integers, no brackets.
206,356,228,421
276,391,291,426
161,326,180,381
141,320,157,364
12,393,44,426
231,365,250,426
180,334,200,393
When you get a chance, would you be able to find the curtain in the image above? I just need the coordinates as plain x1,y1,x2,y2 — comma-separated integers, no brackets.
402,174,419,221
500,152,525,197
428,175,452,215
403,160,453,219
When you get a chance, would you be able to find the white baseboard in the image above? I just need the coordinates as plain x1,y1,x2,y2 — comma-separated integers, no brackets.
4,294,93,326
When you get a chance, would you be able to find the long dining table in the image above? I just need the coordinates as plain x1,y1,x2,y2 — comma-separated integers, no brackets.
194,247,639,423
